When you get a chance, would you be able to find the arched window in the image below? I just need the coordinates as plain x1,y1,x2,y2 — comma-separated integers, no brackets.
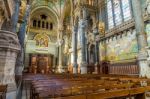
38,21,41,28
46,22,49,29
107,0,132,29
33,20,37,27
50,23,53,30
121,0,132,21
107,0,114,29
113,0,122,25
42,21,45,28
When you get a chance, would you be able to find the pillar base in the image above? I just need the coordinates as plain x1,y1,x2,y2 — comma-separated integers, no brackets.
94,62,99,74
73,63,78,74
138,50,150,78
57,66,64,73
80,62,87,74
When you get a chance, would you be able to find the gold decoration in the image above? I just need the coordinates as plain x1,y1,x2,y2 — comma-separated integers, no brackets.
99,22,105,35
18,1,26,22
34,33,49,47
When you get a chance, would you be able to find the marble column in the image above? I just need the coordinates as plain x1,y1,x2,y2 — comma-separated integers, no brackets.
11,0,20,33
79,18,87,74
0,30,20,99
93,27,99,74
131,0,150,78
18,5,30,47
58,29,63,73
72,25,78,74
16,5,30,76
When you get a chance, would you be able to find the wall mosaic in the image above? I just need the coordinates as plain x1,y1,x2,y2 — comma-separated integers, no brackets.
99,29,138,61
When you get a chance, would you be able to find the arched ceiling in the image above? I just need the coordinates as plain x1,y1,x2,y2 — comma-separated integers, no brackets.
30,0,71,24
30,7,58,25
20,0,72,27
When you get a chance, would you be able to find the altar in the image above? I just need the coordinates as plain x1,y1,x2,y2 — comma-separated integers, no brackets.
29,54,53,74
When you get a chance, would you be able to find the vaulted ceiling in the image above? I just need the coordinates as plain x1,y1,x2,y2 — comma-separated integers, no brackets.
30,0,71,24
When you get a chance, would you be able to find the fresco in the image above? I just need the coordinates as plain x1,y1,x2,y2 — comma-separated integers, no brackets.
99,29,138,61
34,33,49,47
146,23,150,46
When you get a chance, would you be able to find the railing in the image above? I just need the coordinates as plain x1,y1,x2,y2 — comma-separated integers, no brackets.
98,59,139,75
109,61,139,75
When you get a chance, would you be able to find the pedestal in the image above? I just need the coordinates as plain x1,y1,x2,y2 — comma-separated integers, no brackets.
80,62,87,74
138,51,150,78
94,62,99,74
73,63,78,74
57,66,64,73
0,30,20,98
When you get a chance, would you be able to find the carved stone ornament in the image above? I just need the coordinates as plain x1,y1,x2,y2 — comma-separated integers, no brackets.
0,30,20,50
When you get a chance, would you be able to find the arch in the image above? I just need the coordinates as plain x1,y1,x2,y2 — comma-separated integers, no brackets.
30,6,59,24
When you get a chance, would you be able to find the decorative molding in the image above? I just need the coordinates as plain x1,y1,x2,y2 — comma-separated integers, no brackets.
0,30,20,51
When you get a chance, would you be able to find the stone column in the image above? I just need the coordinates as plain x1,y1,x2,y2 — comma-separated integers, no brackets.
72,25,78,74
0,30,20,97
93,27,99,74
131,0,150,77
58,29,63,73
11,0,20,33
18,5,30,47
16,4,30,75
79,18,87,74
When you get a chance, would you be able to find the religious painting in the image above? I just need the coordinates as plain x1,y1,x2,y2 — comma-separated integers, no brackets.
34,33,49,47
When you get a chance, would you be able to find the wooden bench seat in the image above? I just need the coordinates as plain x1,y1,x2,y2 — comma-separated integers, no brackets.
23,74,150,99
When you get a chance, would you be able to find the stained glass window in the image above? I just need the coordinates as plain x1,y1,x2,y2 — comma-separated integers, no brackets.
113,0,122,25
107,0,114,29
107,0,132,29
121,0,131,21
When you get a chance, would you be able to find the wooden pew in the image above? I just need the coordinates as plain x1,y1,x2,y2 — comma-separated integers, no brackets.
23,74,150,99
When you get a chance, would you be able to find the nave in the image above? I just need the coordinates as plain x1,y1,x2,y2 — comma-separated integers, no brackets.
0,0,150,99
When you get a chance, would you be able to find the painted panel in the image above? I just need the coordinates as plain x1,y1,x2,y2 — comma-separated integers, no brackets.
100,29,138,61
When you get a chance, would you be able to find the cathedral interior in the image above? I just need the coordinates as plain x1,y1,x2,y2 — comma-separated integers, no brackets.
0,0,150,99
